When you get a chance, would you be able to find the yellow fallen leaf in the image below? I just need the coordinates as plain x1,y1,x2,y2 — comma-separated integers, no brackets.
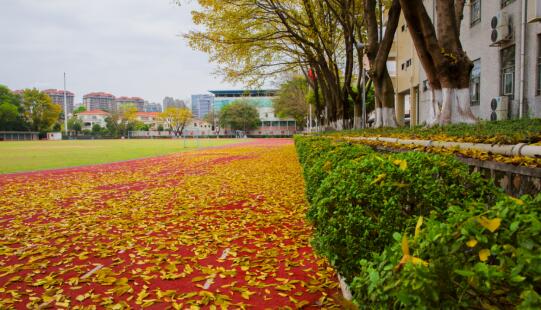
466,239,478,248
393,159,408,171
479,249,491,261
414,216,423,240
477,217,501,233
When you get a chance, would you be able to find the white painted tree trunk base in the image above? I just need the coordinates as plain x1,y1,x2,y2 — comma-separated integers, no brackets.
374,107,398,128
439,88,477,125
426,89,442,127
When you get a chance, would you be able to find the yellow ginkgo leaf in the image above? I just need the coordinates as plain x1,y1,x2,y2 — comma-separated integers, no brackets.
466,239,478,248
393,159,408,171
414,216,423,240
479,249,491,261
477,217,501,233
401,235,410,257
510,197,524,206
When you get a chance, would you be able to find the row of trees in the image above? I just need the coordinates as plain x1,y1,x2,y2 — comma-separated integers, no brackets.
0,86,62,132
184,0,476,128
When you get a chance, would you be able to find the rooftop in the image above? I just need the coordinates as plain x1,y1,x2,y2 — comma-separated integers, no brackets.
83,92,115,99
78,110,110,116
43,89,75,96
208,90,277,97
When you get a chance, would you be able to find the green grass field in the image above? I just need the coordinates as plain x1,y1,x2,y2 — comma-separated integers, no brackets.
0,138,245,173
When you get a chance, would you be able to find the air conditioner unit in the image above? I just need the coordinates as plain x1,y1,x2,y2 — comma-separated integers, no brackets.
490,12,510,44
490,96,509,121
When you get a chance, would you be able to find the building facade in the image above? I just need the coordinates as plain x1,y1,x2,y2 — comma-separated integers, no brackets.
209,90,297,135
144,101,162,112
191,94,214,119
43,89,75,116
115,96,145,112
77,110,110,131
392,0,541,125
135,112,161,130
162,97,186,110
83,92,116,112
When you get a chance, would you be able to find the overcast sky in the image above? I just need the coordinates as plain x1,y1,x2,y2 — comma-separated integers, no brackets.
0,0,240,104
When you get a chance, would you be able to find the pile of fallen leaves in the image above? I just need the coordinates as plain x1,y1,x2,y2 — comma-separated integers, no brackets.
0,139,340,309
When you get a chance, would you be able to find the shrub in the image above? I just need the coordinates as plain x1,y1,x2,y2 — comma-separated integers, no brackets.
307,150,501,281
351,194,541,309
295,137,500,280
294,136,334,168
304,142,373,203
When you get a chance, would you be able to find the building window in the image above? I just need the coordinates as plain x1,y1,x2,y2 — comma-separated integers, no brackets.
471,0,481,26
500,45,515,99
470,59,481,106
538,35,541,96
501,0,515,7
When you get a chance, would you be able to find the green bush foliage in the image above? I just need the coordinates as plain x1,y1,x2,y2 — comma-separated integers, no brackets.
294,136,541,309
308,150,500,281
304,142,373,203
351,195,541,309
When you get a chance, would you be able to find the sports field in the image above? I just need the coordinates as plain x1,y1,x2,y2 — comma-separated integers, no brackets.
0,139,340,308
0,138,242,173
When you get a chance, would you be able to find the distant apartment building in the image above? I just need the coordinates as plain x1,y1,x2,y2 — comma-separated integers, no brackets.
43,89,75,116
115,96,145,112
144,101,162,112
83,92,116,112
191,94,214,119
135,112,161,130
77,110,110,131
391,0,541,125
209,90,297,135
163,97,186,110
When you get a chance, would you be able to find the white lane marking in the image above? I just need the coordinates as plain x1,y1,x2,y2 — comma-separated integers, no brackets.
202,248,230,290
81,264,104,280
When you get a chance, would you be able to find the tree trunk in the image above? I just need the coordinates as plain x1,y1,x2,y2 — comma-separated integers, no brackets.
364,0,400,128
399,0,477,126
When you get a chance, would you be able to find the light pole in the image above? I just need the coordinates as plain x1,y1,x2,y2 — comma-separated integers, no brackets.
63,72,68,136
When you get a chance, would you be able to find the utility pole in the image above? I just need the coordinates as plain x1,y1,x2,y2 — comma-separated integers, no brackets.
63,72,68,136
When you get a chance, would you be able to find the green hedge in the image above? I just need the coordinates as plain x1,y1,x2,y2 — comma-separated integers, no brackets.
295,136,501,282
294,136,541,308
351,195,541,309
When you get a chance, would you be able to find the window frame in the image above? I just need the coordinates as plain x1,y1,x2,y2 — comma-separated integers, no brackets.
470,58,481,106
500,45,516,99
471,0,481,26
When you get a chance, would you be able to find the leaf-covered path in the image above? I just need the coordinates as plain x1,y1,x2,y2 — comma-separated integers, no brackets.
0,139,340,309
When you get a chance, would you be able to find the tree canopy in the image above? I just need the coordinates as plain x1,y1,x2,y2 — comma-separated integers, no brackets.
159,107,192,136
19,88,61,132
273,76,309,129
0,85,23,131
184,0,475,128
219,100,260,131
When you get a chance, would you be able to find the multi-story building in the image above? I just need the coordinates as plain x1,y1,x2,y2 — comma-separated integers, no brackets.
43,89,75,116
144,101,162,112
83,92,116,112
77,110,110,131
163,97,186,110
135,112,161,130
209,90,297,135
392,0,541,125
115,96,145,112
191,94,214,119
